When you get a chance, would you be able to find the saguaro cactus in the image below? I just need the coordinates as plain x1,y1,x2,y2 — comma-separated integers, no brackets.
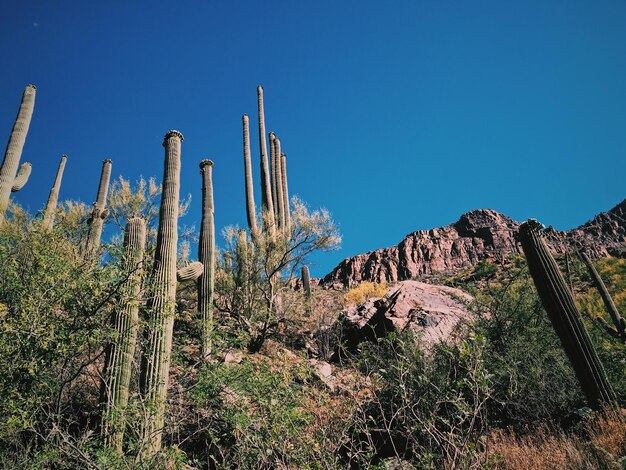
302,265,311,315
42,155,68,230
139,130,183,455
85,159,112,255
257,86,275,232
580,251,626,342
273,136,285,230
198,159,215,361
242,115,258,233
269,132,278,221
281,153,290,230
102,217,147,452
302,265,311,298
518,220,616,409
0,84,36,223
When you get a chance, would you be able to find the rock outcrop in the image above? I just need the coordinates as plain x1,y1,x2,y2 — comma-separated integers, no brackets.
324,199,626,286
309,281,474,361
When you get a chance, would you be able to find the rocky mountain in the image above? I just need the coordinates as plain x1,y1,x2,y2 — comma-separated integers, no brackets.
324,199,626,287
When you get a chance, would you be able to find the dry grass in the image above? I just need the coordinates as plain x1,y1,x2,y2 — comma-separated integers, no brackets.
482,408,626,470
343,281,389,306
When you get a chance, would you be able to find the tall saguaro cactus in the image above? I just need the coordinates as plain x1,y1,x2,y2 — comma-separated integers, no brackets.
102,217,147,452
198,159,215,361
273,136,285,230
518,220,616,409
139,130,183,456
0,84,36,223
242,115,257,233
85,159,112,255
42,155,68,230
580,251,626,342
257,86,275,232
269,132,278,222
281,153,290,230
302,265,311,298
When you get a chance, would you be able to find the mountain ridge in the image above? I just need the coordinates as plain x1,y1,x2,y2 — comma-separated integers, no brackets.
323,199,626,286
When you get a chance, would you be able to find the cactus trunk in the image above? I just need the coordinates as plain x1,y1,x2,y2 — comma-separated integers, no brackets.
257,86,275,233
302,265,311,298
269,132,277,220
281,153,290,230
102,217,147,452
139,130,183,456
273,136,285,230
85,159,112,255
0,84,36,223
198,160,215,361
242,115,258,233
42,155,68,230
518,220,616,409
580,251,626,342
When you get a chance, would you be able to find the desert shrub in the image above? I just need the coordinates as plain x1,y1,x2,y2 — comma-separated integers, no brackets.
342,331,492,469
215,198,340,352
188,348,352,468
343,281,389,306
0,206,120,466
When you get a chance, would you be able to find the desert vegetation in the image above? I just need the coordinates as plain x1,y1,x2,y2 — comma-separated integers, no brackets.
0,83,624,469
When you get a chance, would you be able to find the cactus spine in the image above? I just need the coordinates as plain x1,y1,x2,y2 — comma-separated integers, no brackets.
102,217,147,452
85,159,112,255
518,220,616,409
42,155,67,230
273,136,285,229
257,86,275,233
0,84,36,223
242,115,258,233
580,251,626,342
139,130,183,455
281,153,290,230
198,159,215,361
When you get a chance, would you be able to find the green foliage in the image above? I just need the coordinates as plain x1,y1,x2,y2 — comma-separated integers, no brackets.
0,206,118,459
189,351,347,468
216,198,341,352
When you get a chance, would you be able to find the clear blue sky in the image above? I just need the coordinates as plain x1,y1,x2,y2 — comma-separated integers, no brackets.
2,1,626,276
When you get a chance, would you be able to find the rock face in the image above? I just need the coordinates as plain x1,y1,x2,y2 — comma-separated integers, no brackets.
324,199,626,286
310,281,474,361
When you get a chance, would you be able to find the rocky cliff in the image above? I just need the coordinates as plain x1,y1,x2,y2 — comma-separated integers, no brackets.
324,199,626,287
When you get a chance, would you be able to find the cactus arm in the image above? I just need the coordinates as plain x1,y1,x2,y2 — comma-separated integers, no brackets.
177,261,204,282
518,220,616,408
269,132,278,221
198,159,215,360
102,217,146,452
0,84,36,221
139,130,183,456
579,251,626,343
242,115,258,233
273,136,285,230
11,162,32,192
42,155,67,229
257,86,275,234
85,159,112,255
281,153,290,230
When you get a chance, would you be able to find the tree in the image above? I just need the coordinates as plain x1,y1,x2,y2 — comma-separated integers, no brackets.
215,198,340,352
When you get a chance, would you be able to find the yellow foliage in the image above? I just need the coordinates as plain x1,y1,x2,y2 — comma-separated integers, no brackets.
343,281,388,306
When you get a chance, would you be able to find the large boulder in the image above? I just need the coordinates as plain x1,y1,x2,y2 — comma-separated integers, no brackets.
310,280,474,361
